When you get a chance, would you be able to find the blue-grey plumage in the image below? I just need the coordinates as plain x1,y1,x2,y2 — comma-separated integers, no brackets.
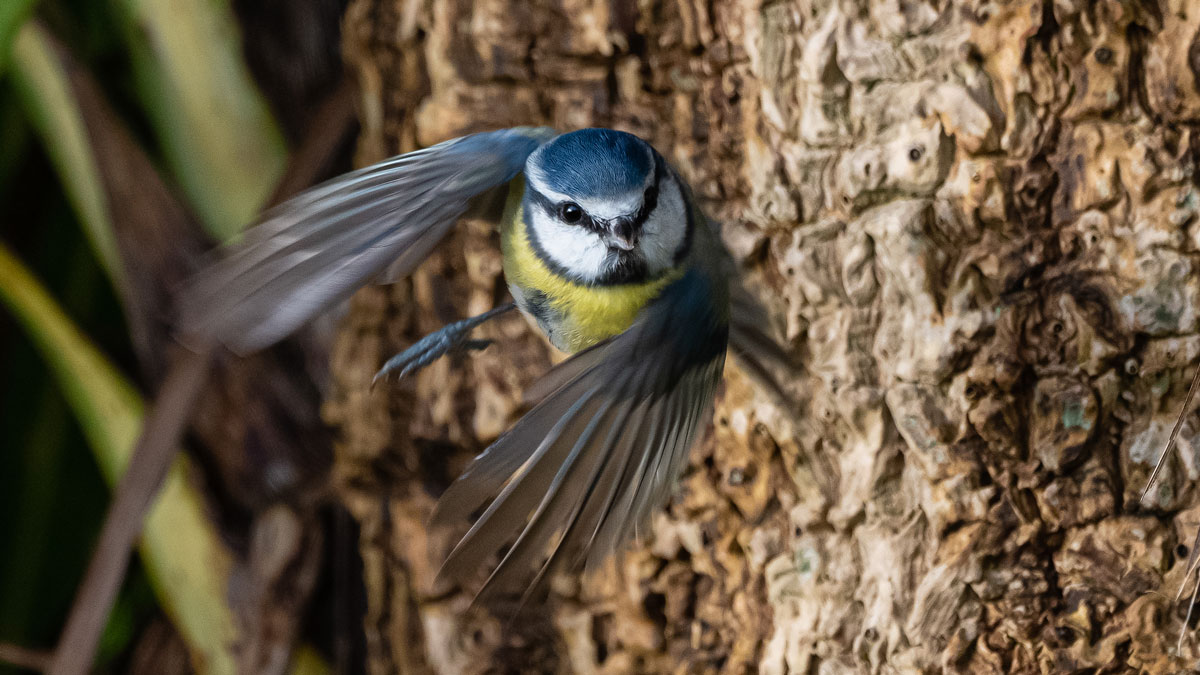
177,126,788,604
178,127,555,352
528,128,654,200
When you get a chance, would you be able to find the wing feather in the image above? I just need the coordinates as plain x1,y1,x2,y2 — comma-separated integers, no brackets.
726,281,798,414
178,127,556,352
475,399,632,602
436,392,606,582
434,267,729,600
429,356,606,525
584,394,671,575
571,400,652,572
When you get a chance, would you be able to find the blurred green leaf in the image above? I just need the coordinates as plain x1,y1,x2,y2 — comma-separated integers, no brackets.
0,243,138,461
290,646,332,675
4,23,330,675
0,238,116,661
0,243,239,675
0,0,37,75
111,0,287,240
9,22,122,283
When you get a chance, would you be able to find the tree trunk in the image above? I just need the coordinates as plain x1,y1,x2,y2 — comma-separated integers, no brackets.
324,0,1200,672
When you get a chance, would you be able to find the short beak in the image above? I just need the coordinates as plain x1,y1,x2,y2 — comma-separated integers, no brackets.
605,220,638,251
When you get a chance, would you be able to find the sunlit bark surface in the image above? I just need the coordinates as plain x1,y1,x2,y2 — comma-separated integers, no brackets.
324,0,1200,671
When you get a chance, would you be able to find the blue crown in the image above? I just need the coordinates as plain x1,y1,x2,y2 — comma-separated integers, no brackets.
533,129,654,200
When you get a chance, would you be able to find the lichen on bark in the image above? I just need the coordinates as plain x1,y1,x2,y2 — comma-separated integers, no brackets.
324,0,1200,672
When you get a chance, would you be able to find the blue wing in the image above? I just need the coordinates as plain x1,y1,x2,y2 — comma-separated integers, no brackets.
178,127,556,352
432,266,729,603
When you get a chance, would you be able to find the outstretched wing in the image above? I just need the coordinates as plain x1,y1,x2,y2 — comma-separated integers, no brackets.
178,127,557,353
432,266,729,604
728,281,795,404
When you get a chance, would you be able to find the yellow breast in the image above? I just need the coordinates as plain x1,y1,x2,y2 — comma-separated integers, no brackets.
500,178,681,353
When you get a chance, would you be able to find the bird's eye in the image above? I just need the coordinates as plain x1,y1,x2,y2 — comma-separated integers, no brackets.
558,202,584,224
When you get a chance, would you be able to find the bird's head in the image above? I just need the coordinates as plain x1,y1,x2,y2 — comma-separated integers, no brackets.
523,128,690,284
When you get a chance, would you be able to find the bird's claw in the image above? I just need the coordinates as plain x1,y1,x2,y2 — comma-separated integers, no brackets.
373,336,493,386
372,305,514,386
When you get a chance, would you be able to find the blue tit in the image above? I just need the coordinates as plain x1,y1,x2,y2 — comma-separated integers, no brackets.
179,127,788,602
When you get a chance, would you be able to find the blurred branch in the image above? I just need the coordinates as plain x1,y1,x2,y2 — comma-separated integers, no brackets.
48,349,214,675
0,245,240,675
6,15,349,674
110,0,288,240
0,641,52,671
6,20,352,675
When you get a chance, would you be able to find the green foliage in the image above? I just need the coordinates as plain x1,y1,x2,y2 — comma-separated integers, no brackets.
0,0,38,74
110,0,287,239
0,168,123,673
0,247,142,459
10,22,122,281
0,244,240,674
0,1,324,673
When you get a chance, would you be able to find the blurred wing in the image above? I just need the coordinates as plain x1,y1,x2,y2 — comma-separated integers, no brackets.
702,218,795,402
178,126,557,353
432,267,729,603
728,281,795,404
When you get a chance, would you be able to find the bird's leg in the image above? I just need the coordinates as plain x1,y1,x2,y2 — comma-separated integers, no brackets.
373,303,517,384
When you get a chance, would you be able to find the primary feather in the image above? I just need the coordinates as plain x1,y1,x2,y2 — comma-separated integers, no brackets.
178,127,555,352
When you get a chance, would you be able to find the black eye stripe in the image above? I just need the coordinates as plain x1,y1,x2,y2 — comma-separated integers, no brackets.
631,178,660,228
629,154,666,229
525,154,664,232
528,188,595,230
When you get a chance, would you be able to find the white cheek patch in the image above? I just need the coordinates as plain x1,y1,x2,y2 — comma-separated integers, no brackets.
637,180,688,274
525,154,691,281
526,177,689,281
527,208,611,278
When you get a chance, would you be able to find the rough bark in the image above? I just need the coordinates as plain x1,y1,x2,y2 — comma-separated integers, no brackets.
325,0,1200,672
